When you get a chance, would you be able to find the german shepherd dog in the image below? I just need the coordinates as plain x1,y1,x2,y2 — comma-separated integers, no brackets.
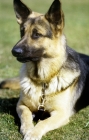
0,0,89,140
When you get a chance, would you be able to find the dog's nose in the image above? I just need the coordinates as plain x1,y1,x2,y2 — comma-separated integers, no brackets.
12,47,23,57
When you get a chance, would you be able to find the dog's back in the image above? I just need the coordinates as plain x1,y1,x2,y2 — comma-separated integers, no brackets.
75,53,89,111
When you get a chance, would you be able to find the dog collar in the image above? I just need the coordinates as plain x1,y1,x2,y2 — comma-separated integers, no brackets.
38,83,48,111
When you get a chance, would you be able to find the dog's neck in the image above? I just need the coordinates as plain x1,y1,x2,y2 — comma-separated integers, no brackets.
24,58,64,83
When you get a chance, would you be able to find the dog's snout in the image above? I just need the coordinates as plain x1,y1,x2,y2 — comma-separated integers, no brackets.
12,47,23,57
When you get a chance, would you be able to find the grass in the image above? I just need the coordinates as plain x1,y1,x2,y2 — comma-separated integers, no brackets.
0,0,89,139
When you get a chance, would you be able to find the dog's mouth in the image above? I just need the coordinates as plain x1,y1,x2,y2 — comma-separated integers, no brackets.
12,46,44,63
17,57,41,63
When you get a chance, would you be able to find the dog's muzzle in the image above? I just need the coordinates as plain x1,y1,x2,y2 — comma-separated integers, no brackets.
12,45,44,63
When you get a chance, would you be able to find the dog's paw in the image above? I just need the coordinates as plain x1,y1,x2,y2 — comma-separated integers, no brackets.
23,130,42,140
20,124,34,136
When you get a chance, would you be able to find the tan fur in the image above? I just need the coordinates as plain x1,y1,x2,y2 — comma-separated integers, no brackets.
1,0,83,140
0,77,20,89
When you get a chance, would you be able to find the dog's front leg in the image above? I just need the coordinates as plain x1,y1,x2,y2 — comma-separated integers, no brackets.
24,110,70,140
16,100,34,136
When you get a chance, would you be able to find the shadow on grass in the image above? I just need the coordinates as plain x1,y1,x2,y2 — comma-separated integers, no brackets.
0,97,20,127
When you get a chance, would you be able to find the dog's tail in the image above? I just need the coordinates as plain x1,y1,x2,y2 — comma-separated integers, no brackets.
0,77,20,90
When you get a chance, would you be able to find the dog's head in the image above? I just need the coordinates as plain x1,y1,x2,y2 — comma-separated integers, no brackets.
12,0,65,63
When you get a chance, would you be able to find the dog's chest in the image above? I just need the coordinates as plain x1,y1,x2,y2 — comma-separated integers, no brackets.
20,76,61,112
20,72,77,112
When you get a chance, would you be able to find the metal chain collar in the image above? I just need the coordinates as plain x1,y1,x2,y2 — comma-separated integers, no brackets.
38,83,48,111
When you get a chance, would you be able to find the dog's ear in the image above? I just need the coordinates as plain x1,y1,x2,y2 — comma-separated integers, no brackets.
13,0,32,24
45,0,64,30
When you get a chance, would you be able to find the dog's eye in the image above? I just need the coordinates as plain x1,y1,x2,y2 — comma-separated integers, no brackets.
32,29,42,39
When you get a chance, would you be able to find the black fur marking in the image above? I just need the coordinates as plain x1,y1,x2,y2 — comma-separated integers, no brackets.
20,25,25,37
65,46,89,112
14,0,32,22
34,62,39,78
27,18,53,39
74,54,89,112
45,0,64,25
0,81,8,89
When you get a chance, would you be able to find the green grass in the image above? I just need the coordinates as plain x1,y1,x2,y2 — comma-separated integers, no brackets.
0,0,89,140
